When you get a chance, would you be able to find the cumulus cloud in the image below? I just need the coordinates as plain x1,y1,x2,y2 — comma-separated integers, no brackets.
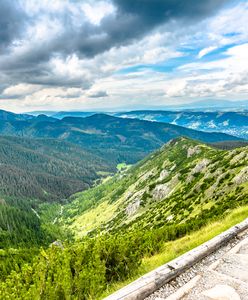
2,84,41,98
0,0,229,73
165,43,248,99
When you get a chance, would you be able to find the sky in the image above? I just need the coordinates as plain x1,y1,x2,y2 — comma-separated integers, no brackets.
0,0,248,112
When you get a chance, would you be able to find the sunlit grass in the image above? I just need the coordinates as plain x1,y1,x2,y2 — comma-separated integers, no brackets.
70,200,121,237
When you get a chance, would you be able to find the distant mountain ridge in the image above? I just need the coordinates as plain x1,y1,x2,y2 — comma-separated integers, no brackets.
0,109,33,121
0,109,243,165
115,110,248,139
24,108,248,139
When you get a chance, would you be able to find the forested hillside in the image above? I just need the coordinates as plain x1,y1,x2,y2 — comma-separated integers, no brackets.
0,136,112,201
0,136,113,248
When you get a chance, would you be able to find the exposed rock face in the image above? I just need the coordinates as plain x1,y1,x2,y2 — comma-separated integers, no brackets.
187,146,201,158
159,169,169,181
126,199,141,216
192,159,210,174
230,152,247,165
166,215,173,221
233,166,248,184
187,159,211,183
152,183,172,200
152,175,178,200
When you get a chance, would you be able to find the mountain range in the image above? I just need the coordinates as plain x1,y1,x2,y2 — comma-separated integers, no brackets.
23,109,248,139
116,110,248,139
0,110,243,166
0,108,244,248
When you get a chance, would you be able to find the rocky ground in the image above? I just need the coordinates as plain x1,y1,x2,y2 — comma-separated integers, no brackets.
146,229,248,300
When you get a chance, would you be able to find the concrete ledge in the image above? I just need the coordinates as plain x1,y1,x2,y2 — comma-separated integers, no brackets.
104,218,248,300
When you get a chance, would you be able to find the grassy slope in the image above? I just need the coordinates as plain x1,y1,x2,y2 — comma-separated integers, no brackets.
61,138,248,237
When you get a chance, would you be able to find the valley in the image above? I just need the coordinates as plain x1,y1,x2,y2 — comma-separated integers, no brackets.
0,131,247,299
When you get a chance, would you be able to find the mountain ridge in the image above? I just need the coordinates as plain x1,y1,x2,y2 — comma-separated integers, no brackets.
115,110,248,139
61,137,248,237
0,110,242,168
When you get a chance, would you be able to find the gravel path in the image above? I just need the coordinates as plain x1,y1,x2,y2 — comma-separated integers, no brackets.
146,229,248,299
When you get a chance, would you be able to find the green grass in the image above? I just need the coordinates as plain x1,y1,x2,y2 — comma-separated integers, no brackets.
70,199,122,237
116,162,131,171
100,205,248,299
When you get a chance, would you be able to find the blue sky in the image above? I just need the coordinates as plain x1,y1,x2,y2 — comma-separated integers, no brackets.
0,0,248,112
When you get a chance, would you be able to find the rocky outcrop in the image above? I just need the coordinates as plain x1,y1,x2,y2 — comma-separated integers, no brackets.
152,176,178,200
159,169,170,181
233,166,248,184
187,159,210,183
187,146,201,158
191,159,210,174
152,183,173,201
126,199,141,216
230,152,247,165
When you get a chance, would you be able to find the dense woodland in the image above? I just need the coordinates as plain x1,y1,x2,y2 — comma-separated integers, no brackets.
0,135,112,250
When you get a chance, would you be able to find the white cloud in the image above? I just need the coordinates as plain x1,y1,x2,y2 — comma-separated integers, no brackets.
165,80,187,97
82,1,115,25
3,84,41,97
198,46,217,58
